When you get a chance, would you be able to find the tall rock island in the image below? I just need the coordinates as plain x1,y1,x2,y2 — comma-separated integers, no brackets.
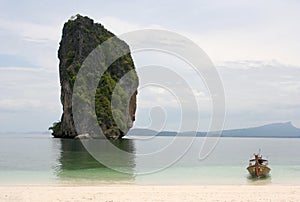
50,15,138,139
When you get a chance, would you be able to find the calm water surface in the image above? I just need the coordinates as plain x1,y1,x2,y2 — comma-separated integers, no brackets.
0,134,299,185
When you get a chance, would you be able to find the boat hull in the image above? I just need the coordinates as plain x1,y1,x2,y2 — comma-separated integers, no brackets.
247,165,271,177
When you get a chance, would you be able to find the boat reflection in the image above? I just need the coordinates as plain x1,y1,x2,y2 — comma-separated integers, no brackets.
246,175,272,185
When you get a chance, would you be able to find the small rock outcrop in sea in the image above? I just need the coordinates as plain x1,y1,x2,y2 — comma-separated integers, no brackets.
49,14,138,139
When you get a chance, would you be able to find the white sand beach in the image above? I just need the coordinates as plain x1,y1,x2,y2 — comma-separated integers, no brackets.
0,185,299,202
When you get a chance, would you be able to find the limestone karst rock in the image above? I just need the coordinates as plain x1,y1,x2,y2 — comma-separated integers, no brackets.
50,15,138,139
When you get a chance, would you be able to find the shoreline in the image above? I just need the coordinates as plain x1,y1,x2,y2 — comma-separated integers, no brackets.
1,185,300,202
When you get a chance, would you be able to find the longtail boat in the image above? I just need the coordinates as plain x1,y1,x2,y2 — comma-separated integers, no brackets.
247,153,271,177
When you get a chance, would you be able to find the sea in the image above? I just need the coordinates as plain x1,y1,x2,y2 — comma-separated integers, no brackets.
0,134,300,185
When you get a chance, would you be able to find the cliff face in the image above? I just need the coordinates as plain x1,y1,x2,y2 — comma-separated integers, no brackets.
50,15,138,139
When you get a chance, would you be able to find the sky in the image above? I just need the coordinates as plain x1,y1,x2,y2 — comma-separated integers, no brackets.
0,0,299,132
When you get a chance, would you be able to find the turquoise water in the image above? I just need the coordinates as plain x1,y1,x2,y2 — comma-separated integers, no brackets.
0,134,299,185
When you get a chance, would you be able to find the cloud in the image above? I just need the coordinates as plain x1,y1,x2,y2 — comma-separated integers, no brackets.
0,18,60,42
0,67,61,132
216,60,300,129
0,54,38,68
0,1,299,132
0,17,60,71
131,49,216,131
133,59,300,131
101,16,165,34
0,99,42,112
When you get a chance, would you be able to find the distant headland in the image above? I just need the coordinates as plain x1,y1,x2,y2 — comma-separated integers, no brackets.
127,122,300,138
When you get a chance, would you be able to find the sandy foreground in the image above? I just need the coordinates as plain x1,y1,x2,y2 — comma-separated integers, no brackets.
0,185,299,202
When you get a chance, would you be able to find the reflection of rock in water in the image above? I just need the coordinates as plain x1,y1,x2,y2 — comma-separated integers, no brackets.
57,138,135,183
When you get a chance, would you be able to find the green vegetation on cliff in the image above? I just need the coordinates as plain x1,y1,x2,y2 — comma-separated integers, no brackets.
50,14,138,139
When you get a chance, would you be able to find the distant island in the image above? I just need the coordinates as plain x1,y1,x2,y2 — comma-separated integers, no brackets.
127,122,300,138
2,122,299,138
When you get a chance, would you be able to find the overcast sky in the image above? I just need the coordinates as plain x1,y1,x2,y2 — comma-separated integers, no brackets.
0,0,299,132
